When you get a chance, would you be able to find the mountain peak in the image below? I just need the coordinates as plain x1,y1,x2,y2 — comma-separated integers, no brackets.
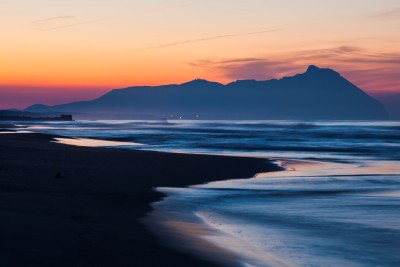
306,65,321,73
180,79,223,88
305,65,340,76
182,79,211,85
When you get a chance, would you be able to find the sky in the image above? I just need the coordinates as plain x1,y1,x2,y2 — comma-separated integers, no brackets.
1,0,399,109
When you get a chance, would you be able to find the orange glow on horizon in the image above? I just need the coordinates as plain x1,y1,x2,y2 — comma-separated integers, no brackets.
1,0,399,109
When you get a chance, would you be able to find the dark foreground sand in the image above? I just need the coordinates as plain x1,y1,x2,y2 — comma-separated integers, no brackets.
0,132,281,267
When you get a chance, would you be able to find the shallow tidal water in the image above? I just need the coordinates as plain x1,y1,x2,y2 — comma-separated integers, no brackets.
18,120,400,266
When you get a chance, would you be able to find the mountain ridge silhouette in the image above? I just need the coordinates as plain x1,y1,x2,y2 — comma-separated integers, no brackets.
26,66,389,120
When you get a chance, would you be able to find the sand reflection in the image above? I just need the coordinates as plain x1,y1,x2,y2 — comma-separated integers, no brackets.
54,137,144,147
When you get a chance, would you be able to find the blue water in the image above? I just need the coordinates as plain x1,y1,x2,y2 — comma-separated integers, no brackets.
20,120,400,266
20,120,400,160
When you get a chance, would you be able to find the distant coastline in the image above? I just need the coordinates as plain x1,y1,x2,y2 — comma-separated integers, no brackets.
0,114,73,121
24,66,390,120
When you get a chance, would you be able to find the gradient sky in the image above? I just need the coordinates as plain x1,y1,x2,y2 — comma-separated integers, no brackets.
1,0,399,109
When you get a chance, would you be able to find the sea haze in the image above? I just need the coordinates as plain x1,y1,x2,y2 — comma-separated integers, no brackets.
19,120,400,267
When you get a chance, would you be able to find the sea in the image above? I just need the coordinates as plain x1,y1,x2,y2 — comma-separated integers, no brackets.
13,120,400,267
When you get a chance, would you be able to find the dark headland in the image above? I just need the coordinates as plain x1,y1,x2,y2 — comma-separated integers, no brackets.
26,65,389,120
0,130,281,266
0,110,73,121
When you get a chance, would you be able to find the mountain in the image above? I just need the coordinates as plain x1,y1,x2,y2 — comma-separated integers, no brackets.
373,93,400,119
26,66,389,120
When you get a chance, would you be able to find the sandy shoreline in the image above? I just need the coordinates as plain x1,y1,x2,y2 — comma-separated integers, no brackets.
0,130,281,266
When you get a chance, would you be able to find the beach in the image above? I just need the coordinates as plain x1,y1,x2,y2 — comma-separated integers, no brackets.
1,120,399,267
0,131,280,267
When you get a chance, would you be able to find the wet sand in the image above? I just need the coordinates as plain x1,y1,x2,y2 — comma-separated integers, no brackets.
0,131,281,266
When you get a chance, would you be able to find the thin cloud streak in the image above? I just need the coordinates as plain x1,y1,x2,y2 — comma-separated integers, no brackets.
372,7,400,19
36,17,112,32
32,16,76,24
33,2,216,33
124,29,281,53
30,16,77,31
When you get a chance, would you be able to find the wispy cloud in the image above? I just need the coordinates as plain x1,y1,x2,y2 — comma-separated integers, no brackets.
36,18,111,32
30,15,113,32
30,1,217,33
32,16,76,24
122,29,281,53
190,58,297,80
30,16,76,31
191,46,400,94
371,8,400,19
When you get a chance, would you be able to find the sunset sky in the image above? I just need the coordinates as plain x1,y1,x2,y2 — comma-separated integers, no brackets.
1,0,399,109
